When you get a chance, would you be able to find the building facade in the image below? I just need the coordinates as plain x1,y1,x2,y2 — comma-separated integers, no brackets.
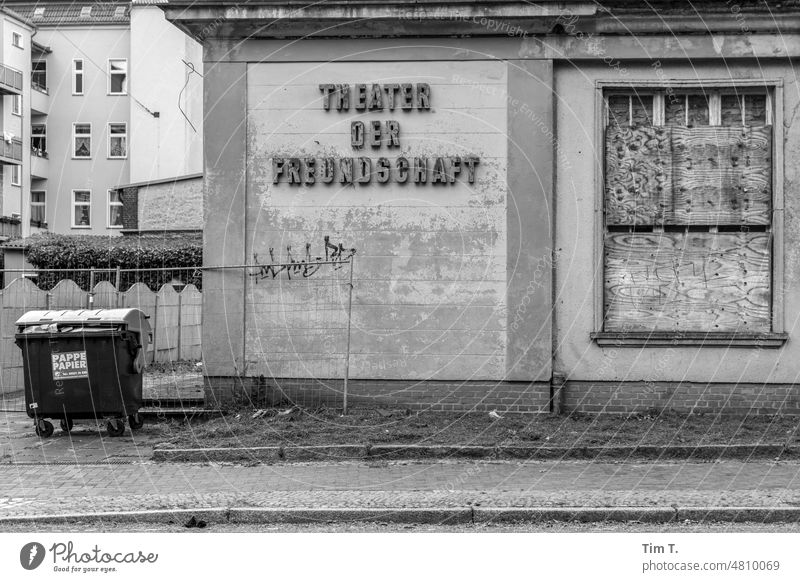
167,0,800,414
3,1,202,238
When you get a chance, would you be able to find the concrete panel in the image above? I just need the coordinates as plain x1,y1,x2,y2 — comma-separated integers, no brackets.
505,60,553,382
554,61,798,384
245,60,508,381
203,60,247,377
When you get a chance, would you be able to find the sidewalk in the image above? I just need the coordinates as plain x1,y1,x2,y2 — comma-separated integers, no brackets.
3,411,800,525
2,456,800,524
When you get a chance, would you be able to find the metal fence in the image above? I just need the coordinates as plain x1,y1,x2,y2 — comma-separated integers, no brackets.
0,259,356,413
0,267,205,414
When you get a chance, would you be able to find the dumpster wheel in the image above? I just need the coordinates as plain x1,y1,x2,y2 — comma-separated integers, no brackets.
106,418,125,437
128,413,144,430
60,418,74,433
35,419,54,438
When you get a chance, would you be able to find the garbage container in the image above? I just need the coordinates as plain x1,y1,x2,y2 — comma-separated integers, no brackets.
15,309,152,438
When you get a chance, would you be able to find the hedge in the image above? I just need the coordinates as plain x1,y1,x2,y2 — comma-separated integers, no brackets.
23,232,203,291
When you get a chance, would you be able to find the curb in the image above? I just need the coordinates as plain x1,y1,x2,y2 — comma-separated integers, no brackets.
2,506,800,525
151,443,798,463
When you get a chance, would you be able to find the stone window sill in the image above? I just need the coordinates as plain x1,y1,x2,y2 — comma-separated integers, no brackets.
590,332,788,348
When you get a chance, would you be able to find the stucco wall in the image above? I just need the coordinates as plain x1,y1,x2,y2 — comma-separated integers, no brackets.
245,61,509,380
130,6,203,183
554,61,798,385
137,176,202,230
32,26,131,235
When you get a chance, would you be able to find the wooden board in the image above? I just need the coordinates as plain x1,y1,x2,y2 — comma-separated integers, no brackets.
605,125,772,226
669,126,771,225
604,231,771,332
604,125,672,225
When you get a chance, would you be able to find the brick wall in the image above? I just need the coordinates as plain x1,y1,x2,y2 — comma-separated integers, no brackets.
120,187,138,230
563,381,800,415
205,377,553,414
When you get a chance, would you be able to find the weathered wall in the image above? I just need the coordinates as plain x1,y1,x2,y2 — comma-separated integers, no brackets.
554,61,797,387
245,61,509,381
138,176,203,230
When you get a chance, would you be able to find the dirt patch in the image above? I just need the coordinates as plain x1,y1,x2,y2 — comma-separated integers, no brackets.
158,407,800,451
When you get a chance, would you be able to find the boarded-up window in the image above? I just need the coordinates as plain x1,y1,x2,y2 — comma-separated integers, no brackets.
603,89,773,333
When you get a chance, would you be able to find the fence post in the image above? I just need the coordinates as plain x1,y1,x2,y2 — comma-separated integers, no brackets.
343,256,354,415
151,293,159,364
87,268,96,310
177,290,183,361
115,266,121,308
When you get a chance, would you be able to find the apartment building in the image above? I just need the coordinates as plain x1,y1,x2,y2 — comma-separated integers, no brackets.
0,0,202,240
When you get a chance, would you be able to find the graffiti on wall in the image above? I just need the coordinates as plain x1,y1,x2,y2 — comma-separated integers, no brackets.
250,236,357,281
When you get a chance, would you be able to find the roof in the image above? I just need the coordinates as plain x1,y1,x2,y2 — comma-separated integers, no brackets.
4,2,131,25
113,172,203,191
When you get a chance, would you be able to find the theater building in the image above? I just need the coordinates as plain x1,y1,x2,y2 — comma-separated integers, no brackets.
165,0,800,414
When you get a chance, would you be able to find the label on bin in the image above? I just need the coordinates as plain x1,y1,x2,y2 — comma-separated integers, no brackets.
51,351,88,380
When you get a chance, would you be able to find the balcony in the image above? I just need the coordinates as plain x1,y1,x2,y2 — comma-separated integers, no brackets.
0,137,22,164
0,216,21,238
0,64,22,96
31,84,48,115
31,148,47,180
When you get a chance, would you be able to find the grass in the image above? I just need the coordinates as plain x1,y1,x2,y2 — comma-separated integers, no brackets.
157,406,800,451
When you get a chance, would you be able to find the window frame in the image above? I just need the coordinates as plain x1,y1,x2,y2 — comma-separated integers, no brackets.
11,94,20,116
11,32,22,49
31,60,47,93
72,122,92,159
10,165,20,187
107,189,123,228
107,58,128,95
30,190,46,226
592,79,786,347
107,122,127,159
31,123,46,156
71,189,91,229
72,59,84,95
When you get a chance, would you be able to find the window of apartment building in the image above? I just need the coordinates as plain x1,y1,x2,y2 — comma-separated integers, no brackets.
597,84,780,343
73,123,91,158
12,32,22,49
72,190,91,227
73,59,84,95
108,190,123,228
108,59,127,95
108,123,127,158
31,124,46,156
12,94,20,116
31,61,46,93
30,191,45,225
10,165,20,186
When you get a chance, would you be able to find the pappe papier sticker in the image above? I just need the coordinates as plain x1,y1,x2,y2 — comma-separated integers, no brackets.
51,351,88,380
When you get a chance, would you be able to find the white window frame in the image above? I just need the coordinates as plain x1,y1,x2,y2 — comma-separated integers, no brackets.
593,79,785,345
30,190,46,225
31,123,46,156
31,60,47,93
107,189,123,228
12,94,20,116
107,122,127,159
72,190,91,228
107,58,128,95
72,122,91,159
10,165,20,186
72,59,84,95
11,32,22,49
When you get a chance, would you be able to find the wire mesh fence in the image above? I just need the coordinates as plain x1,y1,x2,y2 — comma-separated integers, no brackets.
0,259,356,414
